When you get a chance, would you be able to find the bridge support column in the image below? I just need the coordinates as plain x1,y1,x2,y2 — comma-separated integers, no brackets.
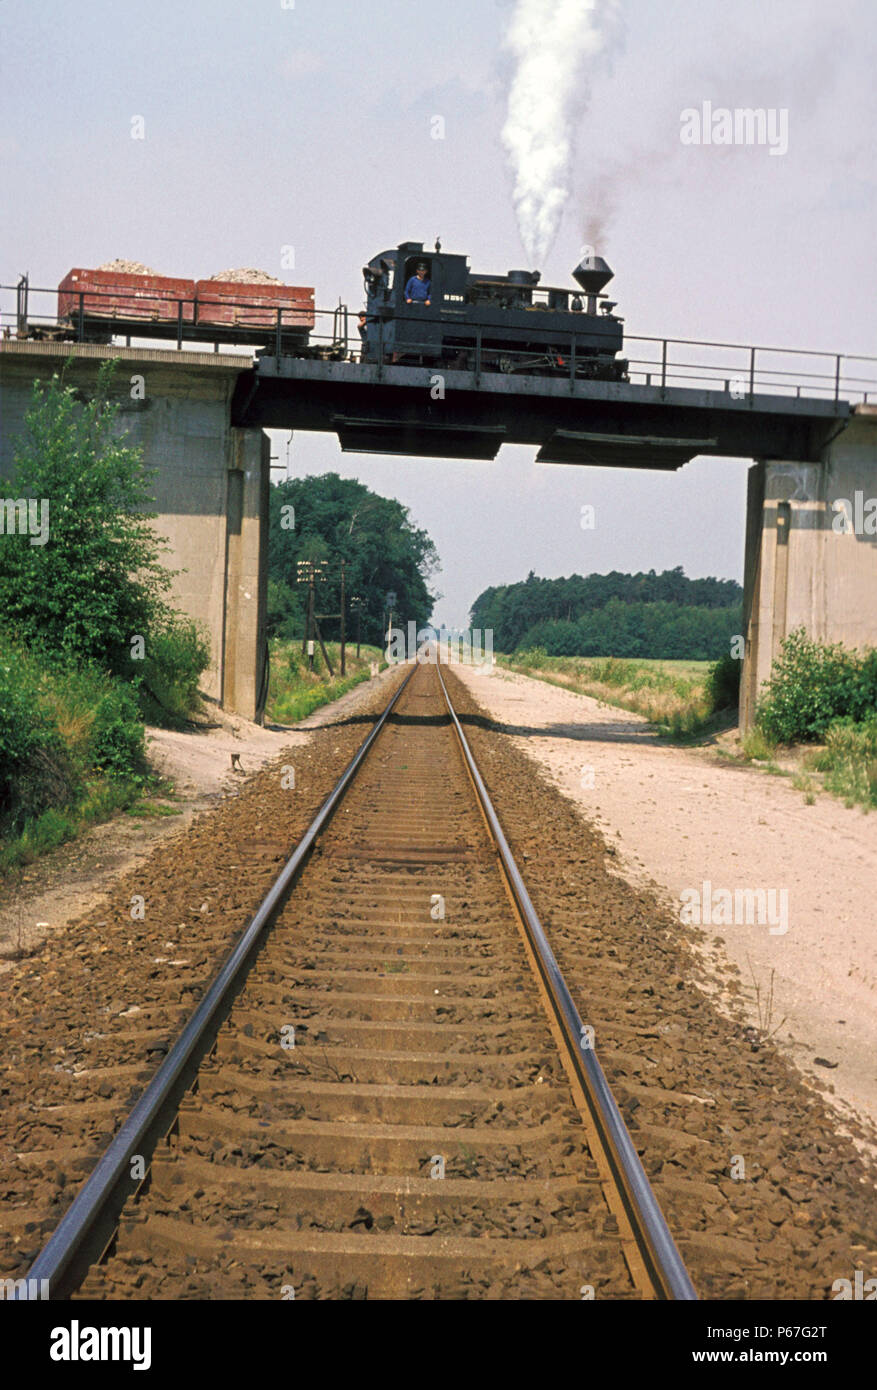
740,407,877,730
222,428,270,724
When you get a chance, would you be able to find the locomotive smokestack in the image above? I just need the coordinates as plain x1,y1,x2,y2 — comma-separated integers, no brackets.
572,254,613,314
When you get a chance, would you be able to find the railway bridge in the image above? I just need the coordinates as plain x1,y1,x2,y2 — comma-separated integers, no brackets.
1,321,875,725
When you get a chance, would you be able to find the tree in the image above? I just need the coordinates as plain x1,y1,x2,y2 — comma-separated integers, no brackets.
0,363,175,674
268,473,439,645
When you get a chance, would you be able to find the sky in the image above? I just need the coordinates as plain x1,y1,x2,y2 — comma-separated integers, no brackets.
2,0,874,626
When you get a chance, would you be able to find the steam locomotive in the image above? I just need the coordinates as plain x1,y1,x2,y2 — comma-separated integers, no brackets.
360,240,628,380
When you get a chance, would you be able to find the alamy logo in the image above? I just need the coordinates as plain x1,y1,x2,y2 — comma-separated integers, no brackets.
385,623,494,668
831,1270,877,1300
0,1276,50,1299
831,492,877,535
50,1320,152,1371
680,102,789,156
679,881,789,935
0,497,50,546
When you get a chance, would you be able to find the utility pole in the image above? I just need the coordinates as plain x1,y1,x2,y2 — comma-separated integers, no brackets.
296,558,329,671
351,594,362,657
385,589,397,660
296,559,312,661
339,560,346,677
307,571,315,669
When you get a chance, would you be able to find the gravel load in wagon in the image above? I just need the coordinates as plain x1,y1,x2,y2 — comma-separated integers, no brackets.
195,268,315,330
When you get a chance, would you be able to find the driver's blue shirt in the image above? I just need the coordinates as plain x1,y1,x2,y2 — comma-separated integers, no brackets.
404,275,431,302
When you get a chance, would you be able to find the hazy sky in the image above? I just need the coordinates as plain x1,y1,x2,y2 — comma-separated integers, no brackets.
2,0,874,626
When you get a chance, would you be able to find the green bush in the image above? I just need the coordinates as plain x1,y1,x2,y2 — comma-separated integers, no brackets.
89,683,147,779
0,365,175,675
0,639,148,847
757,629,873,743
707,653,742,711
588,656,636,687
271,670,371,724
134,618,211,726
0,657,78,833
513,646,548,670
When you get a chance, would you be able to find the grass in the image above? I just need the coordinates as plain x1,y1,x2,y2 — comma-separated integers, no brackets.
499,652,732,739
0,775,146,873
0,637,154,874
740,728,776,762
732,718,877,811
804,719,877,810
266,640,387,725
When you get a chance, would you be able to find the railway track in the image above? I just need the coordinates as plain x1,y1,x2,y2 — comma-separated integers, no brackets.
24,660,695,1301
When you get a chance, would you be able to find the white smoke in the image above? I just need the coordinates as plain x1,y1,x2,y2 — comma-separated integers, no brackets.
501,0,618,268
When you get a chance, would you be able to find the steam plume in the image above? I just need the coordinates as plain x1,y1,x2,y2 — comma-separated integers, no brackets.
501,0,616,267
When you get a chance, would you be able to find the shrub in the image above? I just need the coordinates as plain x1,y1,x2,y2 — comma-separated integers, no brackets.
757,629,874,743
810,716,877,808
0,365,175,675
707,653,741,711
0,640,148,843
134,618,211,726
89,683,147,779
741,728,777,762
0,656,78,833
514,646,548,670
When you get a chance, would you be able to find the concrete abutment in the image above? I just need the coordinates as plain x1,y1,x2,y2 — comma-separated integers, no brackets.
741,407,877,729
0,342,269,721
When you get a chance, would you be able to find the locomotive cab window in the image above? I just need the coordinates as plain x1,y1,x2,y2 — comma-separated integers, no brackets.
403,257,433,303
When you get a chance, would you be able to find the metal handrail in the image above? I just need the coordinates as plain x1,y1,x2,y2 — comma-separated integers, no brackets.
4,281,875,402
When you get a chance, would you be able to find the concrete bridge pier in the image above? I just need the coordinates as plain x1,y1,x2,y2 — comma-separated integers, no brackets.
0,343,270,722
223,427,269,721
740,406,877,729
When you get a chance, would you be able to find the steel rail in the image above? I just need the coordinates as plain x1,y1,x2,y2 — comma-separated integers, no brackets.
23,656,695,1301
435,660,698,1301
21,664,416,1299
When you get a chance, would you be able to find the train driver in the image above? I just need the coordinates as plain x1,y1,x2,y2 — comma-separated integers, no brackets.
404,262,431,306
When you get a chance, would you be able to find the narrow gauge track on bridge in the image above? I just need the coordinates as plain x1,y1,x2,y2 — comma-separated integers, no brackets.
25,661,695,1301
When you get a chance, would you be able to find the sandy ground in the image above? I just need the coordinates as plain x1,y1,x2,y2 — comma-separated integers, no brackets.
451,662,877,1136
0,673,394,964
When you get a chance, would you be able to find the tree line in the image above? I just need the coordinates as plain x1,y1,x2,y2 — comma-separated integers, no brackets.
469,567,743,659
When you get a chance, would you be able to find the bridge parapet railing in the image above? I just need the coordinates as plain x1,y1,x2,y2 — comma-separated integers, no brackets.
623,335,876,405
0,278,344,356
353,309,875,406
3,281,875,406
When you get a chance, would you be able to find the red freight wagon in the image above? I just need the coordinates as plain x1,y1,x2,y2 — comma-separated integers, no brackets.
57,269,196,324
194,280,315,333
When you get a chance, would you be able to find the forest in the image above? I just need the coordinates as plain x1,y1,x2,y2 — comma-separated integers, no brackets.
469,568,743,659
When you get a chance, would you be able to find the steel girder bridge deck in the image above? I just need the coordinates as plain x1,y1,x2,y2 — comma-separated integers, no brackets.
231,342,870,469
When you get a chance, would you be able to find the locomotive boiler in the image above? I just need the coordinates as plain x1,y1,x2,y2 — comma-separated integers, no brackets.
360,240,628,380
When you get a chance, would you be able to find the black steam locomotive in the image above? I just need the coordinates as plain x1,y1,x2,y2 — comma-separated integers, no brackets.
360,240,627,380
